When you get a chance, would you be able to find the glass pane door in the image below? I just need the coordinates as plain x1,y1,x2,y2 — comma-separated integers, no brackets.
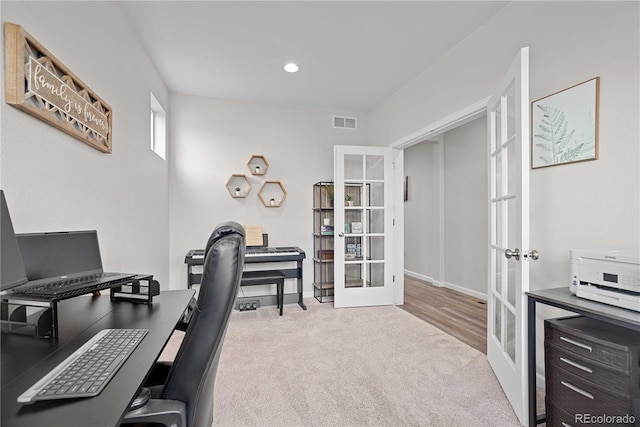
486,47,530,425
334,146,393,307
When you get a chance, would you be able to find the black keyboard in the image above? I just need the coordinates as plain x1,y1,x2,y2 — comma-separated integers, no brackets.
17,328,148,404
246,247,298,254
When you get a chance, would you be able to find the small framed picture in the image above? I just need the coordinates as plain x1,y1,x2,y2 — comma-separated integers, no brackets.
351,222,362,234
404,176,409,202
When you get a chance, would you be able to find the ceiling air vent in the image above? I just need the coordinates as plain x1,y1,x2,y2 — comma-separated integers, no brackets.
333,115,357,130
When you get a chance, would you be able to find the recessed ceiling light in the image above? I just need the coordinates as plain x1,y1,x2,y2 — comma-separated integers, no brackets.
284,63,299,73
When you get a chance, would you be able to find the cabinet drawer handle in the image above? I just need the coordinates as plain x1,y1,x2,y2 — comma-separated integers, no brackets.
560,357,593,373
561,381,594,400
560,336,592,352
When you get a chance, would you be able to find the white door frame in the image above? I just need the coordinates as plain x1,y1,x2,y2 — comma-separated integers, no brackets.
390,97,490,302
392,147,405,304
390,98,490,150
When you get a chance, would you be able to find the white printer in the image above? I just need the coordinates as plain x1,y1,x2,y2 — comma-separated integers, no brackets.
570,248,640,312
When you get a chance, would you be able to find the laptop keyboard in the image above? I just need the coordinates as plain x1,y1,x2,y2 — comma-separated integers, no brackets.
30,273,114,291
11,273,131,299
18,328,148,404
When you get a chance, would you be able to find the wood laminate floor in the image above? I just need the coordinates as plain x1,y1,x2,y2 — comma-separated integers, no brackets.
400,275,487,354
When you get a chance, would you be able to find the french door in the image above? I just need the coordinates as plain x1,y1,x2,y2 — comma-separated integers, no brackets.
487,47,537,426
333,145,394,308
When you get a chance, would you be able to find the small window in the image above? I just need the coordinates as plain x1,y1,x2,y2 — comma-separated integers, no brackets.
150,92,166,159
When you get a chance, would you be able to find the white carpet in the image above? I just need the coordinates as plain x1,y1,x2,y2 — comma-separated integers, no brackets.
162,298,520,427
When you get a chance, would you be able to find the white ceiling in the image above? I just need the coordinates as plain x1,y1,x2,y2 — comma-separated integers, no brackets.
122,1,508,113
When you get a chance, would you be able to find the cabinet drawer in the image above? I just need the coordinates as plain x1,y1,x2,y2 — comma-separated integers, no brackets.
545,317,639,371
547,396,640,427
546,363,634,416
546,397,589,427
546,343,635,396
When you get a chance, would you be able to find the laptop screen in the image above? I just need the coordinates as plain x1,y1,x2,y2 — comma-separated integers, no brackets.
16,231,103,281
1,191,28,291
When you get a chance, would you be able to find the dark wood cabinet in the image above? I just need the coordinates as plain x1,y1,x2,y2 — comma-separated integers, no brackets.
544,316,640,426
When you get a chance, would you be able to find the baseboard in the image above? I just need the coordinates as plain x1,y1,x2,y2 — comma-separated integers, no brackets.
404,270,442,286
404,270,487,301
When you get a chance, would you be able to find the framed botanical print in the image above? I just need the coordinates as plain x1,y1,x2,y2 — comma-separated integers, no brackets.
531,77,599,169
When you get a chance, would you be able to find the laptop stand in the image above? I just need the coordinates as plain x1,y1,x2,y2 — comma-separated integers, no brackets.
1,275,159,339
110,274,159,305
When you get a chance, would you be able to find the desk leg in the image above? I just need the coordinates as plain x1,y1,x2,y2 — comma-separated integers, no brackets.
297,260,307,311
527,296,544,426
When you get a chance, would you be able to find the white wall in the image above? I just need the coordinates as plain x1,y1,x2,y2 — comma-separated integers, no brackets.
1,2,171,285
404,142,435,277
168,94,368,292
371,1,640,287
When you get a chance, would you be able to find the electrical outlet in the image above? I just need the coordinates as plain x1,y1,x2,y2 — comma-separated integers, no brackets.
237,300,259,311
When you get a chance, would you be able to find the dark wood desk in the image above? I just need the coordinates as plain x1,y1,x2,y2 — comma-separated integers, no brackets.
1,289,194,427
526,287,640,426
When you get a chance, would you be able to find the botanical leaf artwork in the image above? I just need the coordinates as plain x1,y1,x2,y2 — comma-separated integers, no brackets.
531,78,598,168
533,105,595,165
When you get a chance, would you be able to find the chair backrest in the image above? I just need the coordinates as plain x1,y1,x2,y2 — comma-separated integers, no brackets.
162,221,245,427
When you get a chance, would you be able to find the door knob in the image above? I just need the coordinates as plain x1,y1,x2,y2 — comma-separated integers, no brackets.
525,250,540,261
338,232,344,238
505,248,520,260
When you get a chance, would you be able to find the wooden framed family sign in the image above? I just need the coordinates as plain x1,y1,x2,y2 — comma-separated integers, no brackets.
4,23,113,153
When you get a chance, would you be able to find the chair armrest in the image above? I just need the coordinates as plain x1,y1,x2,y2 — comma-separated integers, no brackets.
123,398,186,427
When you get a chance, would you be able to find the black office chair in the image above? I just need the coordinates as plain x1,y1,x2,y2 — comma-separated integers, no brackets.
123,221,245,427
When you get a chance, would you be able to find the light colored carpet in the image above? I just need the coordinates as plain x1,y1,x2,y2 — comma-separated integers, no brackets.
160,298,520,427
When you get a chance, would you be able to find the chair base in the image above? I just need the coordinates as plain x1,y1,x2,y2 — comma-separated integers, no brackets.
123,397,186,427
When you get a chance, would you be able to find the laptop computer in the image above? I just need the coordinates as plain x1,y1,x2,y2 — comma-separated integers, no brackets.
1,190,28,292
11,230,136,299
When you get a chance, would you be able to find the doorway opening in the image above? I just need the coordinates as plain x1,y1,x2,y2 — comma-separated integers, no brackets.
398,112,489,353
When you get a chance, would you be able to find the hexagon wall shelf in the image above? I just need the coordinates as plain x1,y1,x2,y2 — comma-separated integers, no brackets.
248,155,269,176
226,174,252,198
258,180,287,207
